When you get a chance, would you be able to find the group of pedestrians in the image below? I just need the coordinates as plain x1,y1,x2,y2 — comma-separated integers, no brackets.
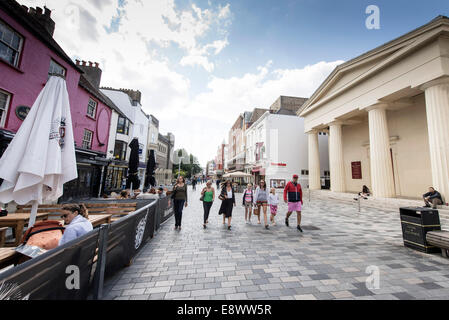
170,175,304,232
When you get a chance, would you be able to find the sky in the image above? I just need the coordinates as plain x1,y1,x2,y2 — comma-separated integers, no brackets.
20,0,449,166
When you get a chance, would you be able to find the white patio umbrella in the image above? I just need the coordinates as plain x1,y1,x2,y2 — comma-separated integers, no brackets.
223,171,252,178
0,75,77,227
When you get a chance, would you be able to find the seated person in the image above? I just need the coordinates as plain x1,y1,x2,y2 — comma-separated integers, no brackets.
158,187,167,199
59,204,93,246
136,188,159,200
423,187,443,209
354,185,370,200
117,190,130,200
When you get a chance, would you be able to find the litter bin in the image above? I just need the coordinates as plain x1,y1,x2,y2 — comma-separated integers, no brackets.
400,207,441,253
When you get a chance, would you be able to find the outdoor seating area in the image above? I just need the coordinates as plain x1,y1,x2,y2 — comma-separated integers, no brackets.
0,196,174,300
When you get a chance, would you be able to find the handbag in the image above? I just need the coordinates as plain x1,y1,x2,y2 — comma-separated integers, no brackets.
253,206,260,216
200,188,205,202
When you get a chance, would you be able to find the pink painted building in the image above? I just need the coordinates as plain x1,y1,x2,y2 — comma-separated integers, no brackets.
0,0,122,199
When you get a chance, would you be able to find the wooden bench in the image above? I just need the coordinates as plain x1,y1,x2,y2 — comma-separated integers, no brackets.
0,227,7,247
426,231,449,258
17,203,138,221
0,248,19,270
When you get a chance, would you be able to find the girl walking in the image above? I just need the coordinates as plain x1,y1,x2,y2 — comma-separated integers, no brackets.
172,176,188,230
201,181,215,229
268,188,279,226
254,180,270,229
218,180,236,230
242,183,254,223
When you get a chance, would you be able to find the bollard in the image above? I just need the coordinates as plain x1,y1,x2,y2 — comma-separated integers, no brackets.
358,197,361,213
93,224,110,300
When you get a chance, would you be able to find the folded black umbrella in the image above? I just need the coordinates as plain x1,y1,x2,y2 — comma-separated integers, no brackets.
126,138,140,189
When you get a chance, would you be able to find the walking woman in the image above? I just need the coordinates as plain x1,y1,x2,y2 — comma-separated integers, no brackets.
242,183,254,223
218,180,236,230
172,176,188,230
254,180,270,229
201,180,215,229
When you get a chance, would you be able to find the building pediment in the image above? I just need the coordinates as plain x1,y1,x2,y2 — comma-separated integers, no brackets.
300,16,449,117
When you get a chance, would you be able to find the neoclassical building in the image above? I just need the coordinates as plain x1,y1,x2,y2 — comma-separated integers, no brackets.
300,16,449,202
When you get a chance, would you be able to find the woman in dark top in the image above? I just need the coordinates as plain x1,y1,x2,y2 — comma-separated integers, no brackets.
218,180,236,230
172,176,188,230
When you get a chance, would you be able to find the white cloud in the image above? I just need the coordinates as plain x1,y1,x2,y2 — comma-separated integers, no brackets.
19,0,342,166
166,60,344,166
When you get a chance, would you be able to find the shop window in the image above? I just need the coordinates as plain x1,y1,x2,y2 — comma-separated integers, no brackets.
114,141,127,161
48,59,66,77
0,20,23,67
87,98,97,119
82,129,93,150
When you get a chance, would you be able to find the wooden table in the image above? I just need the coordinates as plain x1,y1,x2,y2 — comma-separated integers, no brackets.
0,227,7,247
0,213,49,247
0,248,19,269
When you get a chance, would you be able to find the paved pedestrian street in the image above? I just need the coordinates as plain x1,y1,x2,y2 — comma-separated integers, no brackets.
103,186,449,300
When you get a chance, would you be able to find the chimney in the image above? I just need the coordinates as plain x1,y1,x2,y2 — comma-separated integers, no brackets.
121,89,142,106
77,61,103,89
28,6,56,37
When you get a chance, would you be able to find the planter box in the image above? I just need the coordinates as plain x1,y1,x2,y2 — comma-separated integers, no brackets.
400,207,441,253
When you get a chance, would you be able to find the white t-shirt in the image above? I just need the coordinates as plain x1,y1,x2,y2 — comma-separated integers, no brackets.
268,194,279,206
227,190,233,199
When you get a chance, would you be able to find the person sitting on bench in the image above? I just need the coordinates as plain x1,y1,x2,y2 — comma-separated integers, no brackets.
423,187,443,209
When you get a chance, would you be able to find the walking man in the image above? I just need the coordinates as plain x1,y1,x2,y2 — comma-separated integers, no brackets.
192,177,197,191
284,174,304,232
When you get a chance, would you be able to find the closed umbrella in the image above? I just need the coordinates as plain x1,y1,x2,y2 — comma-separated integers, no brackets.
126,138,140,190
144,149,156,188
0,75,77,227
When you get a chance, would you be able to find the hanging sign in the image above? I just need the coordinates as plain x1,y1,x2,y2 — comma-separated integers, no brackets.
15,105,31,121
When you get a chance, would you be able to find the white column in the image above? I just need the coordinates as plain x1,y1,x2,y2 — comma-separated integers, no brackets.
367,104,395,198
329,122,346,193
308,130,321,190
421,77,449,201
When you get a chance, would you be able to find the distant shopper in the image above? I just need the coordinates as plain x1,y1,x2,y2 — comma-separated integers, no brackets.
216,179,221,189
59,204,93,246
192,178,197,191
242,184,254,223
201,181,215,229
117,190,130,200
218,180,236,230
268,188,279,226
423,187,443,209
254,180,270,229
172,176,188,230
158,187,167,199
284,175,304,232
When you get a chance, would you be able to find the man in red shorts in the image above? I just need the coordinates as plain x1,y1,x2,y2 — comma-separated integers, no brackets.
284,174,303,232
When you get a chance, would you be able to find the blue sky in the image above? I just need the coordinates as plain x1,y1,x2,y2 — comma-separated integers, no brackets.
22,0,449,166
181,0,449,95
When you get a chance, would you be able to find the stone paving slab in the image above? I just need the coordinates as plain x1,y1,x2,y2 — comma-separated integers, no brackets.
103,185,449,300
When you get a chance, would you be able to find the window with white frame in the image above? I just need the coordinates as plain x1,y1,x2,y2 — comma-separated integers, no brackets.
0,90,11,127
48,59,66,77
0,20,23,67
87,98,97,118
82,129,93,149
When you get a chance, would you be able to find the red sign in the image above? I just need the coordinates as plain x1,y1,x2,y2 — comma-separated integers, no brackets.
351,161,362,179
271,163,287,167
